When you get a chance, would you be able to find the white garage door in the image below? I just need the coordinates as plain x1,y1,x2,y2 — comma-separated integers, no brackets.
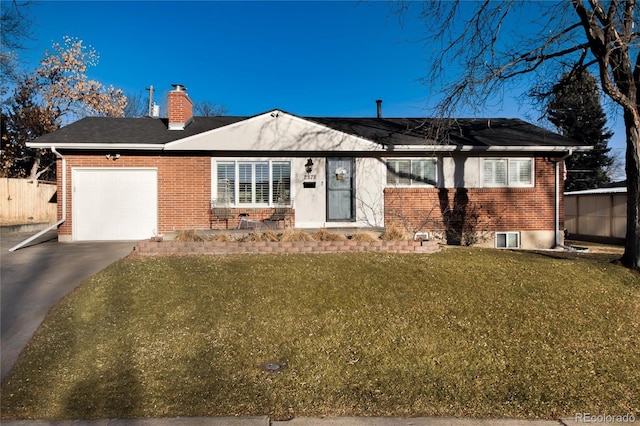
73,168,158,241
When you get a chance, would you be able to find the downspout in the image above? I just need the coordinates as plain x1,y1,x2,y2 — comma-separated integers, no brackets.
553,149,572,248
9,147,66,252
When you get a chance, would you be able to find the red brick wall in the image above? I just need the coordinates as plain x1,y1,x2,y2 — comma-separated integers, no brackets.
384,158,563,234
55,154,563,241
168,91,193,126
56,154,210,237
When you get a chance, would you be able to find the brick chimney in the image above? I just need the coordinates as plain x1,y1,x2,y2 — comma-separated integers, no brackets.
168,84,193,130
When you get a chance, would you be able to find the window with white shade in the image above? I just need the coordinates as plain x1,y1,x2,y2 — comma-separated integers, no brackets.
483,158,533,187
214,161,291,205
386,159,437,186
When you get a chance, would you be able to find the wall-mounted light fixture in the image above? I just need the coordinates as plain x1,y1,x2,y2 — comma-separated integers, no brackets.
304,158,314,173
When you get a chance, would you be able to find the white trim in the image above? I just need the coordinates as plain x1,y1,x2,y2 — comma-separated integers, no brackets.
392,145,592,152
27,142,165,150
565,187,627,195
29,141,591,154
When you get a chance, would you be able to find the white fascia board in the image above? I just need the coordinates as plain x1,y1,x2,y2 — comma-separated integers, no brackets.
484,145,593,152
565,187,626,195
391,145,593,153
27,142,165,150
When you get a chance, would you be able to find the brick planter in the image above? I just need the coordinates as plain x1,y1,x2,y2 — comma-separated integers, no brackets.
134,239,440,255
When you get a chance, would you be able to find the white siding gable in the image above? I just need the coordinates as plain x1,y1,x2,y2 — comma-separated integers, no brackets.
164,110,383,152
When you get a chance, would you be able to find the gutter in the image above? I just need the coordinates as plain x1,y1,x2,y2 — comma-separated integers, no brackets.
551,150,573,248
9,147,66,252
390,145,593,153
27,142,165,150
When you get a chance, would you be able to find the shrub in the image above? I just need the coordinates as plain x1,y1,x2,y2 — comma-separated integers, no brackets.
314,229,347,241
350,232,379,242
262,229,280,242
381,224,409,241
210,233,234,242
173,229,205,242
279,229,315,242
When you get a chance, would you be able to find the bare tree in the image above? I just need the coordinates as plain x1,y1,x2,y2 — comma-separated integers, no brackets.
0,1,33,93
194,101,228,117
123,91,149,118
401,1,640,270
1,36,127,180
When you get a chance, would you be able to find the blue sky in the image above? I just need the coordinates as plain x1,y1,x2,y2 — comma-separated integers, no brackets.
16,0,627,166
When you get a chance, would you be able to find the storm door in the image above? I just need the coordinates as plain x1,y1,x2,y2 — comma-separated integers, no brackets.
327,158,355,221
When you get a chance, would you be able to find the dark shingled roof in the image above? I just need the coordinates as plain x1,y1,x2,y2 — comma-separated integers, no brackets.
307,117,577,148
34,116,246,145
33,113,582,149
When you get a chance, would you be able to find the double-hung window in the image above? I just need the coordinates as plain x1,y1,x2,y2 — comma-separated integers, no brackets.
483,158,533,187
215,161,291,205
386,159,437,186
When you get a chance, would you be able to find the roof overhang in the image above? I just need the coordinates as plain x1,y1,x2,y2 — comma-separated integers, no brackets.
385,144,593,153
565,186,627,195
27,141,593,154
26,110,592,154
27,142,166,150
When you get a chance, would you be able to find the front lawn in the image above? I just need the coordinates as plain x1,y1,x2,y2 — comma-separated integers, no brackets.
1,249,639,420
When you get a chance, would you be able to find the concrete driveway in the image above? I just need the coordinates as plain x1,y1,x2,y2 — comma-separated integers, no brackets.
1,229,135,380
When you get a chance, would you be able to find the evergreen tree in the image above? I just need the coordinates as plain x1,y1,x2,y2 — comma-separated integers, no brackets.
546,69,614,191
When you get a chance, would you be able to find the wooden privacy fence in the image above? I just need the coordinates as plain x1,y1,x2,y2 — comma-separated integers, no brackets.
0,178,57,225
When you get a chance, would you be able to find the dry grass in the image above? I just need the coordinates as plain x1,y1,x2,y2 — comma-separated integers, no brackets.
380,224,409,241
313,229,347,241
349,232,379,242
209,233,235,242
2,249,638,420
279,229,316,242
172,229,205,242
238,230,273,242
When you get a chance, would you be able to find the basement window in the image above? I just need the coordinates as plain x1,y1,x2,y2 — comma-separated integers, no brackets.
496,232,520,249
